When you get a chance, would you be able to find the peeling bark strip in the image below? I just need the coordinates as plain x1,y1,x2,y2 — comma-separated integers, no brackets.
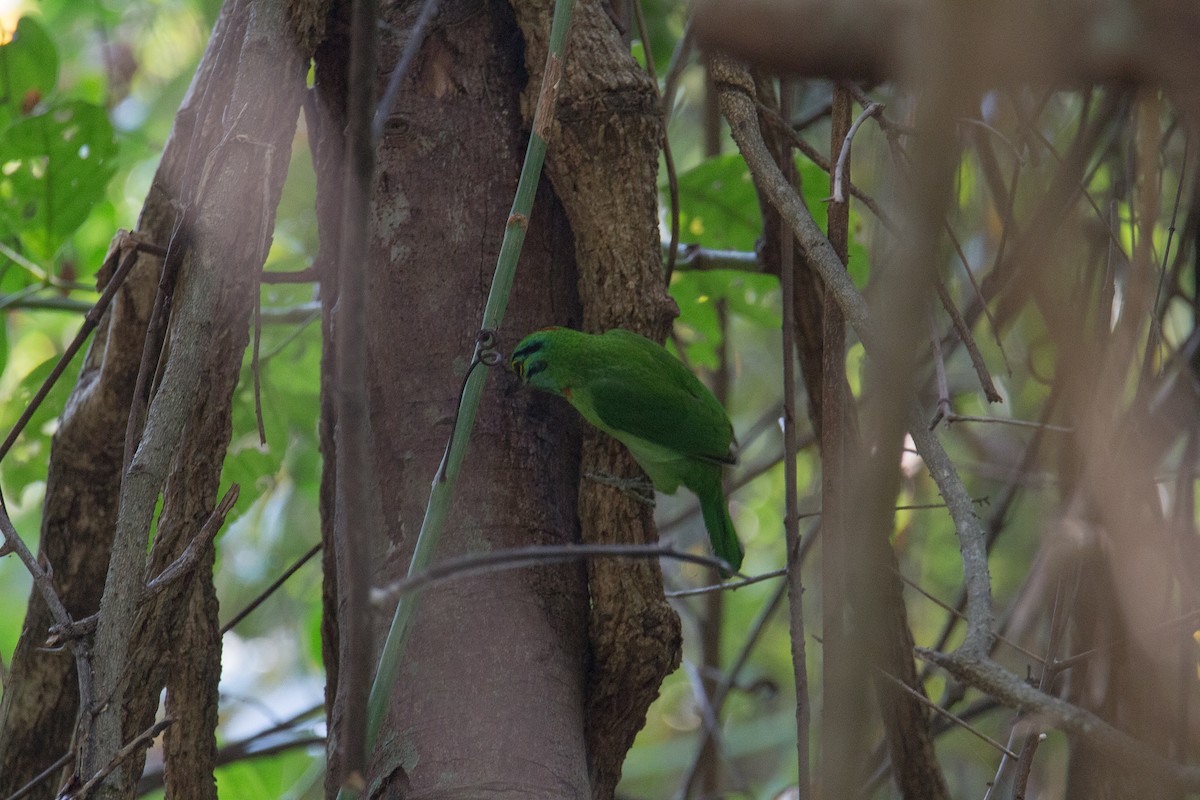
0,2,328,798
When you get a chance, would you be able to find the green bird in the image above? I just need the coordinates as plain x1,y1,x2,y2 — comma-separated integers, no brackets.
510,326,743,573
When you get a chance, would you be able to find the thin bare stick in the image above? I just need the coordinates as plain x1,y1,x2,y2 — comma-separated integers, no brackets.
755,100,898,233
139,703,324,791
0,500,97,758
831,101,881,202
221,541,321,635
252,289,267,445
666,244,760,271
260,266,318,283
3,750,74,800
777,75,811,800
0,505,72,630
666,567,787,598
632,0,681,281
372,543,736,605
0,240,53,282
0,233,153,462
676,577,791,799
680,660,744,793
848,93,1009,376
69,718,173,799
660,16,694,118
893,567,1045,665
372,0,439,142
877,670,1018,759
1051,606,1200,672
920,650,1200,791
933,278,1002,403
929,312,951,428
144,485,239,597
943,413,1072,433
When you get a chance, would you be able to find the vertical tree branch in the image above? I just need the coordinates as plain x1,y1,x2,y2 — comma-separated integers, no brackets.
777,78,811,799
819,82,864,798
331,0,379,789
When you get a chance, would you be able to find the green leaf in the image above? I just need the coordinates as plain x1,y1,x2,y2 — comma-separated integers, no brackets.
0,100,118,260
0,314,8,378
674,154,762,252
671,269,782,369
0,17,59,123
0,349,80,494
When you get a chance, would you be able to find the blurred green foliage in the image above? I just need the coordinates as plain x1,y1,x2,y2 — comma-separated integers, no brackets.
0,1,1140,798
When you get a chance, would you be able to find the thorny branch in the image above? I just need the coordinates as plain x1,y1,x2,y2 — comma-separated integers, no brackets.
711,54,994,657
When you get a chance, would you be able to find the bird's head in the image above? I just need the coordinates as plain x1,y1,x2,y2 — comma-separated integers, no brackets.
509,327,564,394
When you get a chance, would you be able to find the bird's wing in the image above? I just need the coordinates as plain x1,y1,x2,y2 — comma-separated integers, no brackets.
588,375,735,465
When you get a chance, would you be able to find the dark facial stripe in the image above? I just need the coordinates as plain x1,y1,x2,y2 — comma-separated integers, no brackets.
511,339,546,362
522,360,548,380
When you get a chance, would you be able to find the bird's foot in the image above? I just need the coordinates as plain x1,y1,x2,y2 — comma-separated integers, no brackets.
584,471,657,507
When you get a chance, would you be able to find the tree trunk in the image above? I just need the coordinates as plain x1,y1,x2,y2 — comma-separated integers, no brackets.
0,1,324,796
317,0,592,795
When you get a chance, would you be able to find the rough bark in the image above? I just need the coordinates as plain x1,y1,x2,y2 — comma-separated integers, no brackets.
317,0,591,795
0,233,158,800
509,2,682,796
0,1,324,797
85,2,319,795
0,8,212,798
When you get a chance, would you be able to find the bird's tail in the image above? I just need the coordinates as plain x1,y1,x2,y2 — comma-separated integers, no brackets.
700,490,743,576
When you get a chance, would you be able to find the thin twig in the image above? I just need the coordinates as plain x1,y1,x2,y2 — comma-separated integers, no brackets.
0,500,97,751
0,505,72,631
0,234,151,462
69,719,173,799
876,670,1018,759
145,485,239,597
665,244,760,271
1051,606,1200,672
661,15,694,118
675,573,793,799
258,306,321,363
0,240,53,282
138,703,324,792
372,0,439,142
3,750,74,800
221,542,322,635
943,413,1072,433
665,567,786,598
680,660,743,792
893,567,1044,665
933,277,1002,403
831,101,881,203
852,94,1010,378
775,74,811,800
1008,574,1074,798
630,0,680,282
372,543,736,605
929,311,951,428
252,287,267,445
755,99,898,234
260,266,318,283
920,650,1200,791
